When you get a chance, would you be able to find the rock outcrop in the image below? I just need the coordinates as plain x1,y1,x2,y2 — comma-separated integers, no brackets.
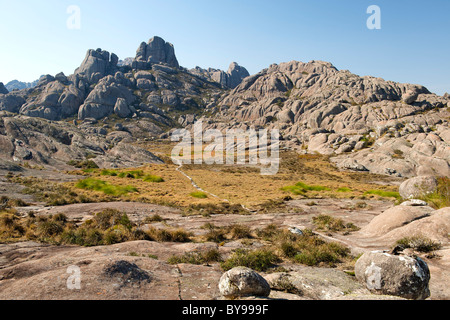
0,37,448,177
0,83,8,94
190,62,250,89
74,48,119,83
206,60,449,178
132,36,179,70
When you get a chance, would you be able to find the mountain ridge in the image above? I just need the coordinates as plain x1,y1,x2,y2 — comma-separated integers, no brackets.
0,36,448,178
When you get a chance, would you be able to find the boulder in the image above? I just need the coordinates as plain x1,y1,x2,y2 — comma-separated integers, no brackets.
218,267,271,298
355,251,430,300
403,90,419,104
399,176,438,199
114,98,135,118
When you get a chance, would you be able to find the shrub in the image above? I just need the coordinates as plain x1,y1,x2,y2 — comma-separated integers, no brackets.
37,220,64,237
229,224,252,240
220,248,280,272
146,227,192,243
312,214,360,233
395,236,442,253
168,249,222,265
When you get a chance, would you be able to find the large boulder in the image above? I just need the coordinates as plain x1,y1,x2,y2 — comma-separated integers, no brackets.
355,251,430,300
218,267,271,299
114,98,135,118
399,176,439,199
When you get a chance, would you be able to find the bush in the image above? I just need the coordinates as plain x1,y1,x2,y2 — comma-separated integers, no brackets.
312,214,360,233
168,249,222,265
220,248,280,272
146,227,192,243
395,236,442,253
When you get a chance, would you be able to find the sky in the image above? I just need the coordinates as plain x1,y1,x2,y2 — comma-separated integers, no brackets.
0,0,449,95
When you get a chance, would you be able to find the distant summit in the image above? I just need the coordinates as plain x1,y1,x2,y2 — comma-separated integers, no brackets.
4,78,40,91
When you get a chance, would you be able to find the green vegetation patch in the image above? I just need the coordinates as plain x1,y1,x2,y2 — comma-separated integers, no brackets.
189,191,208,199
364,189,401,200
417,177,450,209
75,178,138,196
281,181,331,195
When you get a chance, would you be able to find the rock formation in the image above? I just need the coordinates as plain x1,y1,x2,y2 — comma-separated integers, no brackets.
0,37,448,178
132,36,179,70
0,82,8,94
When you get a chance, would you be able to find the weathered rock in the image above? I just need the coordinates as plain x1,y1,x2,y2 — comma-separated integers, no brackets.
265,268,368,300
78,75,135,120
355,251,430,300
226,62,250,89
133,36,179,69
0,82,8,94
114,98,134,118
399,176,438,199
218,267,271,298
403,90,419,104
0,92,26,113
74,48,118,83
360,205,435,237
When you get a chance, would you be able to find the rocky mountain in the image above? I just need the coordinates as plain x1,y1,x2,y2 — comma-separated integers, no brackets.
200,60,450,178
190,61,250,89
4,78,39,92
0,36,448,177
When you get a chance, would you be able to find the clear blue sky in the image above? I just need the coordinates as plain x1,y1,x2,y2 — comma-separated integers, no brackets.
0,0,449,94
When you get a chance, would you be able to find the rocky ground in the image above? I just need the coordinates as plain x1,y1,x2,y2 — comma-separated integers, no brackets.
1,196,448,300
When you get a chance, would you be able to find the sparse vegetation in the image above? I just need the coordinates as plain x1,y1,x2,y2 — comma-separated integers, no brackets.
281,181,331,195
75,178,138,196
312,214,360,233
364,189,401,200
395,236,442,253
168,249,222,265
417,177,450,209
220,248,280,272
